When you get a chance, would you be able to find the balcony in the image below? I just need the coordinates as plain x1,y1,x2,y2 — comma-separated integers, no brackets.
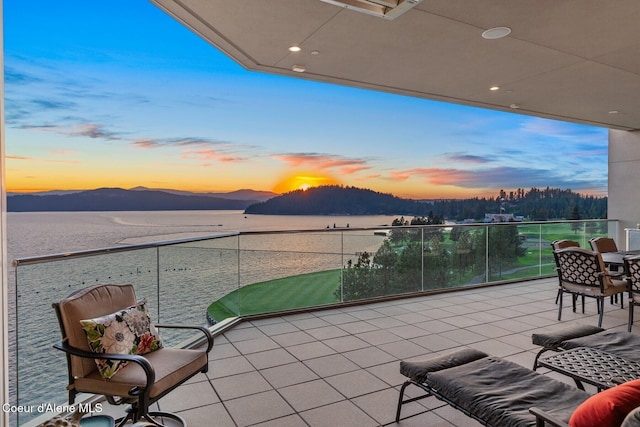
11,220,633,426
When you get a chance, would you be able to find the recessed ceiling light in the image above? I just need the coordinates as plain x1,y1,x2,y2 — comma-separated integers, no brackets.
490,86,500,91
311,50,320,55
292,65,306,73
509,103,520,109
289,46,301,52
609,110,620,114
482,27,511,40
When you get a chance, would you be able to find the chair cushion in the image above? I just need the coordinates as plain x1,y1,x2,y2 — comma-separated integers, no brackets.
80,301,163,379
74,348,207,399
569,379,640,427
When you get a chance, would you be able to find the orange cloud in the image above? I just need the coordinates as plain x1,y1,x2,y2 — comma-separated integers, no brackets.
273,153,369,175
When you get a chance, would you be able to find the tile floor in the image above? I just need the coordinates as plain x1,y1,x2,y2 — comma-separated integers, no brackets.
102,277,635,426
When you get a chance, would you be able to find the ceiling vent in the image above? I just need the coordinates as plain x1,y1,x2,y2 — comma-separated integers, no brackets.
319,0,422,20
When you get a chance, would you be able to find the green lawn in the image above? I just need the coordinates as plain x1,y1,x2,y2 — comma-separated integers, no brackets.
208,269,341,322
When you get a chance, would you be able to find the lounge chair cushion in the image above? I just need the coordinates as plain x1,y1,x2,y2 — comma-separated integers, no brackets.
562,330,640,362
426,355,589,426
399,348,487,383
531,324,604,349
569,379,640,427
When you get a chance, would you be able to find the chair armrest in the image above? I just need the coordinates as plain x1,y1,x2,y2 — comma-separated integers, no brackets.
155,324,214,353
529,407,570,427
53,341,155,394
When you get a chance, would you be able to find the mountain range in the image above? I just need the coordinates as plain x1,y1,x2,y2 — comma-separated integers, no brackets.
7,187,278,212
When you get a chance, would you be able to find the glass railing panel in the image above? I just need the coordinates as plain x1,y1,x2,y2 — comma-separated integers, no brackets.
233,231,344,316
14,248,160,425
158,235,240,332
626,228,640,251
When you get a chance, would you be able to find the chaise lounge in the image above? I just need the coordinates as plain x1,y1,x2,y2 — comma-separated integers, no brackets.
396,348,640,427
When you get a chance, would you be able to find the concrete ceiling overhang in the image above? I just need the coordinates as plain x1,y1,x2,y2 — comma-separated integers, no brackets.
151,0,640,130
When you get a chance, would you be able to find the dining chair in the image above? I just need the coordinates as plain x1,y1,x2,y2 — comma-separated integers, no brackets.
554,247,627,327
624,255,640,332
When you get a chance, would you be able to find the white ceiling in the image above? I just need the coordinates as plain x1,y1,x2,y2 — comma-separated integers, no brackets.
151,0,640,130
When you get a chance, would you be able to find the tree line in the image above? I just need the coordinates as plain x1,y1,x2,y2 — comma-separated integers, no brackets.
245,185,607,220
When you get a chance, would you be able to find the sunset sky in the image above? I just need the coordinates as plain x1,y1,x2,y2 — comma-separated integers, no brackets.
3,1,609,200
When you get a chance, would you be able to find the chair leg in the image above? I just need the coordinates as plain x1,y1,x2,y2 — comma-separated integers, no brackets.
629,303,635,332
558,291,563,321
597,298,604,328
396,380,411,422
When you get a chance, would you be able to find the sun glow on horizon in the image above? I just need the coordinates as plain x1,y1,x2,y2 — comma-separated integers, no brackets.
273,174,339,194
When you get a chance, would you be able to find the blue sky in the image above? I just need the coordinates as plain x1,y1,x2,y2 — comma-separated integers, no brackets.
3,0,609,199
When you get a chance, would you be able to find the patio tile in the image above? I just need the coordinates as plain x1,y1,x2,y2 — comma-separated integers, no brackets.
366,361,406,386
208,355,255,379
342,346,396,368
336,320,380,334
377,340,431,359
279,379,345,411
261,361,319,388
224,390,294,427
409,334,461,352
357,329,404,346
175,402,235,427
304,353,361,377
158,380,219,412
245,347,298,370
289,316,332,330
252,414,309,427
387,324,431,339
316,312,360,324
286,341,337,360
211,371,273,400
352,388,424,425
323,335,370,352
209,342,241,360
232,336,280,354
271,330,317,347
300,400,378,427
223,327,266,342
256,321,301,336
324,369,389,398
305,325,350,340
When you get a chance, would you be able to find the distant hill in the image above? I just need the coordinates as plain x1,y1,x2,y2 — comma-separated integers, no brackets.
244,185,608,220
7,187,267,212
129,186,277,202
245,185,419,215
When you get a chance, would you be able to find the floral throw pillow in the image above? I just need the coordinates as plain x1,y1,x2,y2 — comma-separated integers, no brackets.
80,301,163,380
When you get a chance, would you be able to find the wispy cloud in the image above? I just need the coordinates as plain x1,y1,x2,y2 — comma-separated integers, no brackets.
18,123,122,140
442,153,493,164
388,165,606,192
273,152,371,175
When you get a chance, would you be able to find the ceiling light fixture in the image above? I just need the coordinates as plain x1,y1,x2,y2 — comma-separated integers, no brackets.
609,110,620,114
289,46,301,52
509,103,520,109
318,0,422,20
292,65,306,73
490,86,500,91
482,27,511,40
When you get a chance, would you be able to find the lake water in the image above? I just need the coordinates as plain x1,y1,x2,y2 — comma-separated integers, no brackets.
7,210,399,424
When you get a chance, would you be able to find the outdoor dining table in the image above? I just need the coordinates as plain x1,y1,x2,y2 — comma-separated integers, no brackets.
601,250,640,269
